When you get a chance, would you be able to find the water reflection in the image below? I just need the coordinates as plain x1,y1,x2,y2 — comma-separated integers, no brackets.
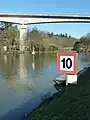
0,54,28,88
32,54,35,71
4,54,7,64
19,54,29,88
82,53,90,62
0,54,19,78
0,53,62,118
0,53,57,89
0,53,89,89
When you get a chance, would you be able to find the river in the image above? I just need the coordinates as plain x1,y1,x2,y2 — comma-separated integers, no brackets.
0,52,89,120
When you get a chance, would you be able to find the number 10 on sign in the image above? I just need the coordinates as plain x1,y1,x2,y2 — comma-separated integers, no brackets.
57,52,77,74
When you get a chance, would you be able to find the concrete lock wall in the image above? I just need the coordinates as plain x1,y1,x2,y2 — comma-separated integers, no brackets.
66,74,77,85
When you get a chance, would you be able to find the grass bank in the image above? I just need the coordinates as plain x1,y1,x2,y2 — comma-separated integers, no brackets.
26,67,90,120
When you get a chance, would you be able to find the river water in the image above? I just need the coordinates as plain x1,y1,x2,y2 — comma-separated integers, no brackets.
0,53,89,120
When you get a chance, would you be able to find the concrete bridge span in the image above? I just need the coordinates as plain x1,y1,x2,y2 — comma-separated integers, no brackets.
1,13,90,52
0,13,90,24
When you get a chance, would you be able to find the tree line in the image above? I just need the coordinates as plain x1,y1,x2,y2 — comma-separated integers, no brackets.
73,33,90,52
0,22,75,53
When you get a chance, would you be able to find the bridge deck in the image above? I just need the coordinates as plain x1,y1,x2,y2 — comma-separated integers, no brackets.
0,13,90,19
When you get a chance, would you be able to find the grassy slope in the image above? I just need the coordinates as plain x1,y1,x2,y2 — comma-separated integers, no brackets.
41,37,77,49
26,67,90,120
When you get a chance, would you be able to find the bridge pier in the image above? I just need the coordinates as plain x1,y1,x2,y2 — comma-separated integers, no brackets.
19,24,28,52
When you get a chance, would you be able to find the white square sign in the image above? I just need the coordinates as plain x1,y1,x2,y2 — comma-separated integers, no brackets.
57,52,77,74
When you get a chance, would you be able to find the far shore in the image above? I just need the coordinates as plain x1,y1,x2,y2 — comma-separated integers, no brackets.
0,49,76,55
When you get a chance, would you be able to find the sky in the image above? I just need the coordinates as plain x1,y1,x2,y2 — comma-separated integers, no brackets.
1,0,90,38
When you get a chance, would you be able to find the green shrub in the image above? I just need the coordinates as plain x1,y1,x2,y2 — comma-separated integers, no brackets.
48,44,58,51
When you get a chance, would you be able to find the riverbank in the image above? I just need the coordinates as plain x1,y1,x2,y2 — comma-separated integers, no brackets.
26,66,90,120
1,49,76,55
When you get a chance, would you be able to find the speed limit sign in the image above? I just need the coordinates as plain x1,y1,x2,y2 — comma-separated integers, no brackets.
57,52,77,74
